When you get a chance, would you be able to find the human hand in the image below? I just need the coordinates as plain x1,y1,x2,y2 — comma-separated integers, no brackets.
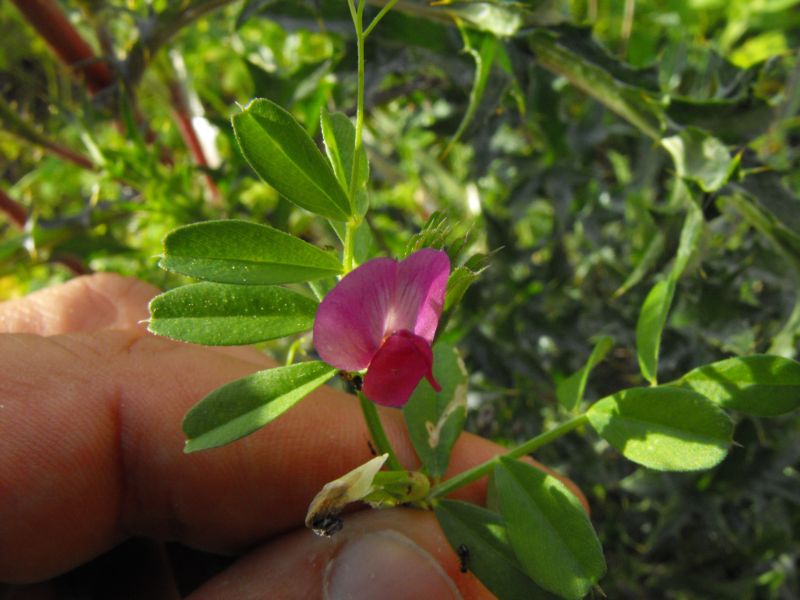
0,274,583,599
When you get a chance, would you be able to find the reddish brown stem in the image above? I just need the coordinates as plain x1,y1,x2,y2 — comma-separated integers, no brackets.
45,142,96,171
167,80,221,202
0,188,28,229
53,255,93,276
11,0,113,94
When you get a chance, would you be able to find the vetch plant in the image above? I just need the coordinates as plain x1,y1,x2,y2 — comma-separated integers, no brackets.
144,3,800,599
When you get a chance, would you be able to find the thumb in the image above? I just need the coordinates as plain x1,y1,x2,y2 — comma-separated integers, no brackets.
189,508,494,600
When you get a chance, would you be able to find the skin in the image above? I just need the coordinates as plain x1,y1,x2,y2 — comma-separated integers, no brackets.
0,273,586,598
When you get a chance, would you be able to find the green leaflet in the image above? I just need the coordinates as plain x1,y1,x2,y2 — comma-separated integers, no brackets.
160,220,342,284
495,457,606,600
636,192,704,384
148,282,317,346
587,386,733,471
676,355,800,417
557,336,614,412
441,28,499,158
183,361,337,452
613,230,665,298
635,278,676,385
320,109,369,214
403,342,468,478
232,98,351,220
435,499,556,600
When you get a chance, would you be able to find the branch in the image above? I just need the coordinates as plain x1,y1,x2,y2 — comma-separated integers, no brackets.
166,77,221,203
53,255,93,276
10,0,113,94
0,98,96,171
0,188,27,229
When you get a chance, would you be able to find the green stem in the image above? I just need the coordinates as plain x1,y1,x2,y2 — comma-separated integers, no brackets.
343,220,356,273
347,2,406,472
340,1,369,275
285,335,307,366
428,414,590,500
363,0,401,38
359,392,403,470
348,2,366,203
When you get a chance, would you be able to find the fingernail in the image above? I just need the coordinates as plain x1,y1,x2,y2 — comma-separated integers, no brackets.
324,530,461,600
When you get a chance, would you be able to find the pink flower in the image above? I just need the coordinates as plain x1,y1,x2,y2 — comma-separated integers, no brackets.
313,248,451,407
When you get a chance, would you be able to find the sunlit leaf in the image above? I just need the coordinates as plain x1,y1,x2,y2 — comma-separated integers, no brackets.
586,386,733,471
495,457,606,600
676,355,800,417
435,500,556,600
320,109,368,210
160,220,342,284
661,128,738,193
232,98,351,220
436,0,566,36
444,265,480,312
148,282,317,345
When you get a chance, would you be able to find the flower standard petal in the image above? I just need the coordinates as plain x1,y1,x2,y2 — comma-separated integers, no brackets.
313,257,398,371
362,330,442,407
389,248,450,344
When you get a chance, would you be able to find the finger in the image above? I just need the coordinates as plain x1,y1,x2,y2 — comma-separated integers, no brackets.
0,330,584,583
0,273,158,335
190,509,494,600
0,273,270,365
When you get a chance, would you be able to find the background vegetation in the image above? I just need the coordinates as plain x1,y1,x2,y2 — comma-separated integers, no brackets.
2,0,799,597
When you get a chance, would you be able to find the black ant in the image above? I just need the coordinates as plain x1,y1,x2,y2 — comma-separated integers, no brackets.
457,544,470,573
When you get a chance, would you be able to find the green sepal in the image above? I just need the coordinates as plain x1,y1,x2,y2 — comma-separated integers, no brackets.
403,342,468,478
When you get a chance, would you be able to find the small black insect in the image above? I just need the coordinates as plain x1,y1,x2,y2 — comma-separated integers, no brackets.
338,370,364,392
367,439,378,456
457,544,470,573
310,514,344,537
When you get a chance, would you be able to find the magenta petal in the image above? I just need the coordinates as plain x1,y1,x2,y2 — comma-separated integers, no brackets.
313,257,398,371
362,330,439,407
389,248,450,344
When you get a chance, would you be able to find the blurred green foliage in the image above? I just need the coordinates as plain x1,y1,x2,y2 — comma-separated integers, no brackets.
1,0,799,597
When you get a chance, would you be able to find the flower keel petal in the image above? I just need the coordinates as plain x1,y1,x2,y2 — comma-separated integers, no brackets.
362,330,440,407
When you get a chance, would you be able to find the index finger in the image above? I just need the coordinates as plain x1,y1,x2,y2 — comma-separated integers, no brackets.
1,329,552,584
0,273,158,335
